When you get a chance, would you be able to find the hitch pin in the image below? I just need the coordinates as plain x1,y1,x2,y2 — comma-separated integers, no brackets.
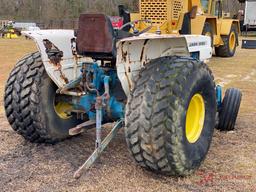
95,97,102,149
73,96,103,179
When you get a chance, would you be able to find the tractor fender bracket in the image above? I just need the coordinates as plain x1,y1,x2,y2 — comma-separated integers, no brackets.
22,30,84,88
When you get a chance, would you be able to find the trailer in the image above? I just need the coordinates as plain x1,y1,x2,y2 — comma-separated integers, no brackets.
244,0,256,34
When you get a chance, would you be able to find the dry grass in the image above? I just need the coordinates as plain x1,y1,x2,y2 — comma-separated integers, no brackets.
0,37,36,115
0,37,255,192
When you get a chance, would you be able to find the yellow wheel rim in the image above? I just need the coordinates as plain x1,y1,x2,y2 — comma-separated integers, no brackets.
229,32,236,51
54,102,72,119
186,94,205,143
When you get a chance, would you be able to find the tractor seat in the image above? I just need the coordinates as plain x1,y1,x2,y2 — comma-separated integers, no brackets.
76,14,116,61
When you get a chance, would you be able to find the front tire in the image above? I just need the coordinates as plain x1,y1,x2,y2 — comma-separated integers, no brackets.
125,56,216,176
4,52,79,143
217,88,242,131
215,25,238,57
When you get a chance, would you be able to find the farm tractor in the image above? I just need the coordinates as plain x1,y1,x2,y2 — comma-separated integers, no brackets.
4,0,242,179
0,21,21,39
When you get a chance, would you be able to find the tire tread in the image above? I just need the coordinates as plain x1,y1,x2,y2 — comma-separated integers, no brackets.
125,56,215,176
4,52,59,143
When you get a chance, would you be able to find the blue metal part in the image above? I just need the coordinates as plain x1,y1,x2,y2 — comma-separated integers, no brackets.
108,97,124,119
91,63,105,91
216,85,222,109
190,51,200,60
72,62,125,122
73,94,124,121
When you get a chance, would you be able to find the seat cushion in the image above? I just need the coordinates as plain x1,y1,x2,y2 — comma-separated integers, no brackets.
77,14,115,58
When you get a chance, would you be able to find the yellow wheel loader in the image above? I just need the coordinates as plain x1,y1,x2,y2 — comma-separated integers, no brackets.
0,22,21,39
129,0,240,57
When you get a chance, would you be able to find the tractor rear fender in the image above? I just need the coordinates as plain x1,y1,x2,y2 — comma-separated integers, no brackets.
23,31,212,96
116,34,212,96
22,30,85,88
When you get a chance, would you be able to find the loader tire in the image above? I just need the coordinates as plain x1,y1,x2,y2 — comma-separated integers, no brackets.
125,56,216,176
4,52,79,143
215,25,238,57
217,88,242,131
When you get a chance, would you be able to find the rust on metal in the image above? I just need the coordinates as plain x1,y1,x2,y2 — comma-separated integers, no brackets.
76,14,114,55
43,39,69,83
121,42,127,62
71,38,78,56
69,120,96,136
43,39,63,65
140,39,149,62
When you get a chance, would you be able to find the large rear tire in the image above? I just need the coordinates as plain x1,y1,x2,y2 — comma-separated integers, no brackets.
4,52,79,143
125,56,216,176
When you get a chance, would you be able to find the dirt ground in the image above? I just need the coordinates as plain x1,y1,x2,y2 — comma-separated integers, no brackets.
0,37,255,192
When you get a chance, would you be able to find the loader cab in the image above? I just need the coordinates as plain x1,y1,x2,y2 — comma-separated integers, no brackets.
200,0,223,18
212,0,223,18
200,0,210,13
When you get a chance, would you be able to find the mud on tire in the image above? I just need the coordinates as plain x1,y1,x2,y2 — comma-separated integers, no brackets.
125,56,217,176
4,52,79,143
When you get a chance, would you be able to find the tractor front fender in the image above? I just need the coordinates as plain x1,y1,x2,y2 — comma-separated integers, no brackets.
220,19,240,36
22,30,83,88
116,34,212,96
191,16,217,35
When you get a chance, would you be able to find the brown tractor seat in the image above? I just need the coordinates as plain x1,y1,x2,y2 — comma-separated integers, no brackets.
76,14,117,61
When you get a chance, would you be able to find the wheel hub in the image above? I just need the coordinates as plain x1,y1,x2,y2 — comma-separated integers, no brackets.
229,32,236,51
54,102,72,119
185,94,205,143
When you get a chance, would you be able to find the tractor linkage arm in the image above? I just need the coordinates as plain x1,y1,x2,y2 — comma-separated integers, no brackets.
65,63,124,179
73,118,124,179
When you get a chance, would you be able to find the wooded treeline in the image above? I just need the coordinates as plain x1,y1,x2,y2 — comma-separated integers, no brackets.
0,0,138,22
0,0,242,26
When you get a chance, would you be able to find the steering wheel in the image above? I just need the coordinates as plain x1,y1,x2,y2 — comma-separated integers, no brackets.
120,19,153,36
